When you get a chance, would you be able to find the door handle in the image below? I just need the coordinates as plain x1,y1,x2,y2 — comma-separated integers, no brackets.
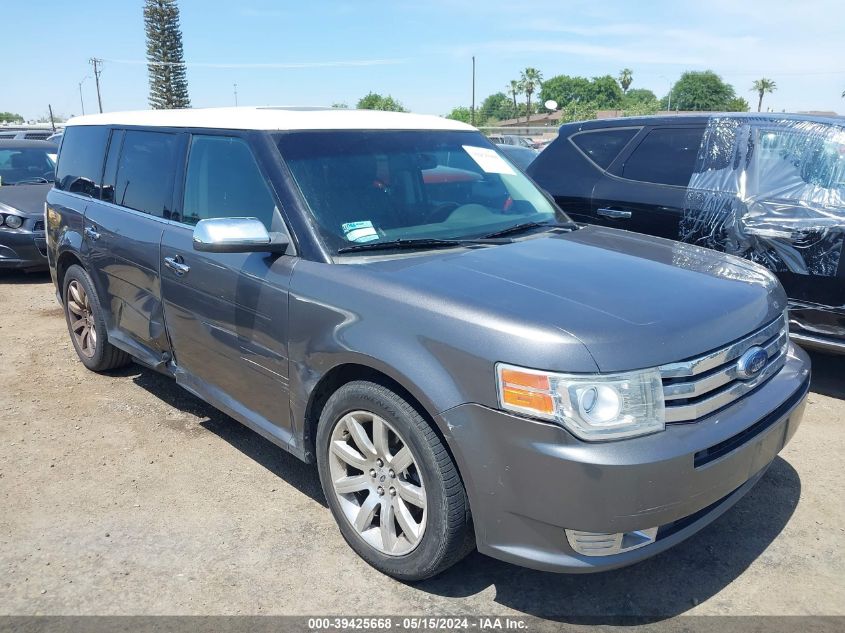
84,226,101,240
164,255,191,276
597,207,632,219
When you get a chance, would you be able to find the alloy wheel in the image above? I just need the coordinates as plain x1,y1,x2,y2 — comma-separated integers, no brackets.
66,280,97,358
328,410,427,556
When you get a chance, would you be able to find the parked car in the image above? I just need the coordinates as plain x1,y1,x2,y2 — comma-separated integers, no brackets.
529,113,845,354
46,131,64,146
0,140,57,270
496,143,539,170
488,133,537,149
47,107,809,581
0,128,56,141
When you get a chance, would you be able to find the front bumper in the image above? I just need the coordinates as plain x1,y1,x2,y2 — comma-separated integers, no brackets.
0,230,48,269
439,344,810,573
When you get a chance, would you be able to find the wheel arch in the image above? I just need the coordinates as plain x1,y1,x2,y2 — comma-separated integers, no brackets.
56,250,85,299
301,362,459,473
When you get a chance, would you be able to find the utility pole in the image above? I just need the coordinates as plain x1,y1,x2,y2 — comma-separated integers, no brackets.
78,76,89,115
233,83,238,106
89,58,103,113
48,104,56,132
471,56,476,126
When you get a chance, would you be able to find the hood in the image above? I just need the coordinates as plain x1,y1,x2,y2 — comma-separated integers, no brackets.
0,183,51,217
367,226,785,372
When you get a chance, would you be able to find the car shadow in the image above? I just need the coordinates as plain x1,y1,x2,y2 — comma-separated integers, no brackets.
116,364,799,621
125,364,326,507
806,349,845,400
415,456,800,621
0,269,51,284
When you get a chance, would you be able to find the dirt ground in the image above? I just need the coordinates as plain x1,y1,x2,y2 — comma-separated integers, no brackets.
1,269,843,621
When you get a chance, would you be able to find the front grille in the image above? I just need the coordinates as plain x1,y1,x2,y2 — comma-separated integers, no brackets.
659,313,789,423
32,220,45,231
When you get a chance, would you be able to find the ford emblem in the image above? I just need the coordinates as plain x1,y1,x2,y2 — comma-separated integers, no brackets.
736,346,768,379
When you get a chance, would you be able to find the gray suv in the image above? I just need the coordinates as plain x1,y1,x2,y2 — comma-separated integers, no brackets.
46,107,810,581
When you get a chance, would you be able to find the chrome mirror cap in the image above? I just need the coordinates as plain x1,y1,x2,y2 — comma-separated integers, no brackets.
192,217,287,254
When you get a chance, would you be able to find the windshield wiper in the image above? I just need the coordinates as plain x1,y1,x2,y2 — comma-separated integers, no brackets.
481,221,557,239
481,219,579,239
336,237,505,254
7,177,51,185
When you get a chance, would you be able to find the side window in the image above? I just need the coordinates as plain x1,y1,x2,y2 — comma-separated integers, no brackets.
621,127,704,187
114,130,178,218
54,125,109,197
754,127,845,192
182,135,277,229
570,128,639,170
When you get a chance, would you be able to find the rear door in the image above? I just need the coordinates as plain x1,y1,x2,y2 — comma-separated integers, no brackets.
591,125,705,240
159,132,297,444
529,126,640,224
84,128,183,364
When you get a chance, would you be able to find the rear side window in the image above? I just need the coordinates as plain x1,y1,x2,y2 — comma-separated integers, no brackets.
182,135,277,229
55,126,109,197
570,128,638,170
622,127,704,187
114,130,178,218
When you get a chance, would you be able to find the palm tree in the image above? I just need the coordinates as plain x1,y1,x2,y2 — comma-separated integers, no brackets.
618,68,633,94
507,80,522,119
751,78,777,112
520,67,543,124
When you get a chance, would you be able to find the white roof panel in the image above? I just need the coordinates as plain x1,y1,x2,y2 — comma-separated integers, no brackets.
64,106,476,132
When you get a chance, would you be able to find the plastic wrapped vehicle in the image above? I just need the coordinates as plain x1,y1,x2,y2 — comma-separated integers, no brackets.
529,113,845,354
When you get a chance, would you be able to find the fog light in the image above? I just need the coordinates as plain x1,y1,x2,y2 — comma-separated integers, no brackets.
566,527,658,556
4,215,22,229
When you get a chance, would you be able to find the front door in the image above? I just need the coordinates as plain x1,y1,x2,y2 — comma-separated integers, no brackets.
592,126,706,240
159,133,297,445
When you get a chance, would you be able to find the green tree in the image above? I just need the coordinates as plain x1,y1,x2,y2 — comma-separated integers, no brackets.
519,67,543,123
540,75,591,108
618,68,633,93
331,102,349,109
356,92,407,112
144,0,191,109
479,92,511,122
621,88,659,116
589,75,624,109
506,80,522,119
664,71,736,111
751,78,776,112
0,112,24,123
445,106,473,124
540,74,622,110
725,96,750,112
622,88,656,105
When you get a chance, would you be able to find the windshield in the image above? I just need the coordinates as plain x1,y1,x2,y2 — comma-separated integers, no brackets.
0,147,56,185
275,130,569,253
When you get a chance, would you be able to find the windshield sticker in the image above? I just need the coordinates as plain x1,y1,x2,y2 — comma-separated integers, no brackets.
462,145,516,175
342,220,379,243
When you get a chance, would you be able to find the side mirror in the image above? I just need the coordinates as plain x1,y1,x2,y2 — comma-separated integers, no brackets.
192,217,288,254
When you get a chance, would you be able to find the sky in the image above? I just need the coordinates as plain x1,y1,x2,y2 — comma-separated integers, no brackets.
6,0,845,121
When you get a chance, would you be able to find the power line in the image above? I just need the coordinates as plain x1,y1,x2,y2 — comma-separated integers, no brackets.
100,57,408,69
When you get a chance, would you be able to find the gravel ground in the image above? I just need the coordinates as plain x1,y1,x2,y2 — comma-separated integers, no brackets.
1,270,843,622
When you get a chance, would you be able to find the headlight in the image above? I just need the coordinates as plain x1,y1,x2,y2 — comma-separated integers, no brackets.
3,214,23,229
496,363,665,440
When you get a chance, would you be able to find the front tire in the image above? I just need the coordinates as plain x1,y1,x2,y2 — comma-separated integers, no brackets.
316,381,472,581
63,264,131,372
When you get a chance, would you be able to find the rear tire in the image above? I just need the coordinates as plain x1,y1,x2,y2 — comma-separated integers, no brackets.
63,264,131,372
316,380,473,581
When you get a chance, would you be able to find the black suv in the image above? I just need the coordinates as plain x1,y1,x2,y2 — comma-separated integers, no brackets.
528,113,845,354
